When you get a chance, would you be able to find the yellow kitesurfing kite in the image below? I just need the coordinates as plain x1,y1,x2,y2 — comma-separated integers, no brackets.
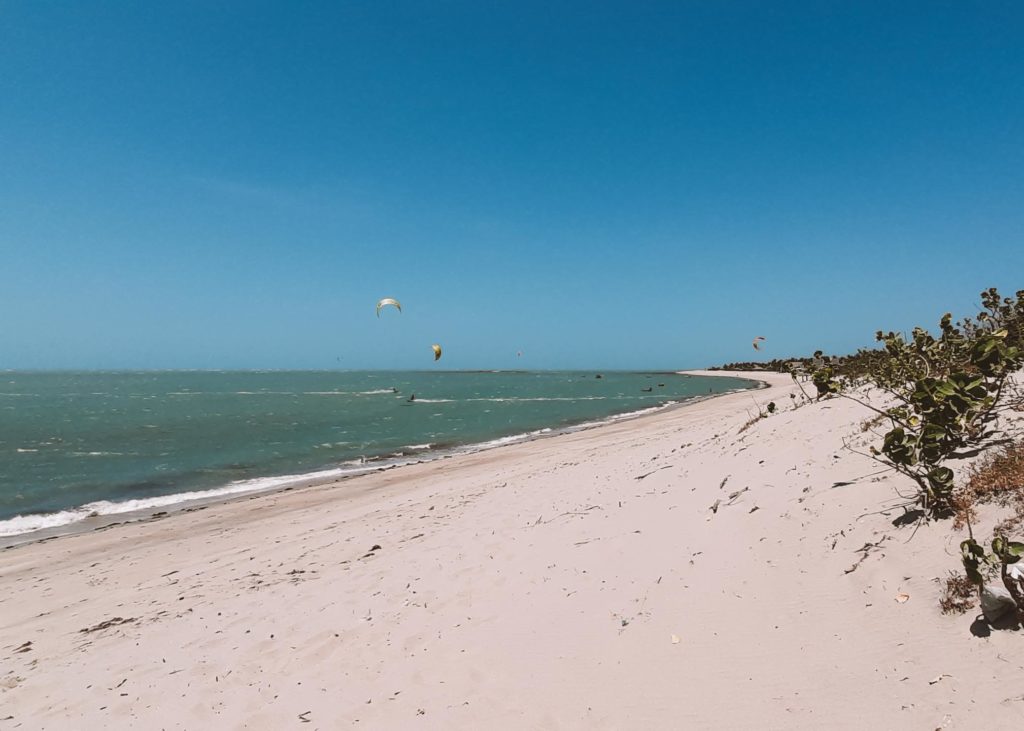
752,336,766,351
376,298,402,317
431,344,442,361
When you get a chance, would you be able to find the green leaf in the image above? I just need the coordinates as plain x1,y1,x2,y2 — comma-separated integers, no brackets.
961,539,984,558
882,427,917,466
961,539,987,585
993,536,1006,557
991,537,1023,563
926,466,954,492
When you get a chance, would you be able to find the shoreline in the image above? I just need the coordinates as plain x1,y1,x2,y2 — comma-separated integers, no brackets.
11,368,1013,728
1,372,765,549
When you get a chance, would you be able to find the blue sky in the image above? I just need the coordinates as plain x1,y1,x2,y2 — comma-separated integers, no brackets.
1,2,1022,369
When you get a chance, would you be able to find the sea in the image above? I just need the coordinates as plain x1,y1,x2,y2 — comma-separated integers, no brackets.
0,370,759,538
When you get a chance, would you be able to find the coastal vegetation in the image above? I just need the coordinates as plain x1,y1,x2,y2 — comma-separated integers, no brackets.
819,289,1024,620
954,440,1024,613
718,288,1024,623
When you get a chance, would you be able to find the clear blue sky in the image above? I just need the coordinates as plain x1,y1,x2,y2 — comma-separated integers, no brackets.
1,2,1022,370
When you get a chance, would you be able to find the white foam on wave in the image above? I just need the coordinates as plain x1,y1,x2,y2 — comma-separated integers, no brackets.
169,390,299,396
0,463,386,538
0,510,89,536
408,396,659,404
475,427,553,449
487,396,601,402
569,403,669,431
304,389,394,396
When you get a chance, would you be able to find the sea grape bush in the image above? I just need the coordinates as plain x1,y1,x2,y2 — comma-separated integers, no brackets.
809,351,839,399
710,287,1023,520
812,288,1024,621
961,534,1024,610
813,289,1024,518
717,288,1024,621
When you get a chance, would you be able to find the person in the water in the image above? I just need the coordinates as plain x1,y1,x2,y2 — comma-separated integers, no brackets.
407,394,416,402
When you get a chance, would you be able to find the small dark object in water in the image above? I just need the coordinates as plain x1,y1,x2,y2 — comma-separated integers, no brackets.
391,387,398,393
407,394,416,402
595,374,603,379
641,387,653,392
657,383,665,387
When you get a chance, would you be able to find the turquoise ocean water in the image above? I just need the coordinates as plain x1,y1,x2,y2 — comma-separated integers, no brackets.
0,371,758,536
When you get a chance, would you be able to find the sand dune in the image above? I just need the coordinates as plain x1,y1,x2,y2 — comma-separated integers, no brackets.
2,371,1022,729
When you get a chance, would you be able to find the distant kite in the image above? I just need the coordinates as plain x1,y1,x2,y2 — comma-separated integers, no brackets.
752,336,766,351
376,298,402,317
431,344,442,361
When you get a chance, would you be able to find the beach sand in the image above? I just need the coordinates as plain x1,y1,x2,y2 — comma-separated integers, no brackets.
2,371,1022,729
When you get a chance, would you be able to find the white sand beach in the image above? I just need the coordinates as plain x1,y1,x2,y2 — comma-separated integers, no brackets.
2,371,1022,729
